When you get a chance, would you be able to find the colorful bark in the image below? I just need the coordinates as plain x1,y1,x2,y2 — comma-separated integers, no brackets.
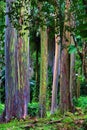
60,0,72,113
51,34,60,114
39,25,48,118
4,0,30,122
70,35,76,105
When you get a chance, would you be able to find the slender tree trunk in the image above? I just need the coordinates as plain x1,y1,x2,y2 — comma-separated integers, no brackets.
60,0,72,113
39,25,48,118
70,13,76,99
51,34,60,114
2,0,30,122
70,52,76,98
70,35,76,103
76,69,80,98
82,43,87,82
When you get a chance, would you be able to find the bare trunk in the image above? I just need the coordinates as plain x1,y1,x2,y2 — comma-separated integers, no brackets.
76,69,80,98
39,25,48,118
60,47,72,113
70,53,76,97
60,0,72,113
70,36,76,103
82,43,87,82
51,34,60,114
3,1,30,122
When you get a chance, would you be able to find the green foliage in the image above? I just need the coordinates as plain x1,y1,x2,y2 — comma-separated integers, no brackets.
71,0,87,42
82,118,87,130
68,44,77,54
28,102,39,117
75,58,82,73
0,104,4,115
0,103,87,130
73,96,87,110
80,81,87,96
0,67,5,103
62,117,73,123
0,1,5,68
0,0,87,126
30,79,36,100
0,1,5,104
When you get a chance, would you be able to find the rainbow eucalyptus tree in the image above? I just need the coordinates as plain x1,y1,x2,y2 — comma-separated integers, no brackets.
60,0,73,113
39,2,48,118
51,34,60,114
39,25,48,117
1,0,30,122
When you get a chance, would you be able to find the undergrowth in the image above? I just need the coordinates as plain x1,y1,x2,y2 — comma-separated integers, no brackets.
0,96,87,130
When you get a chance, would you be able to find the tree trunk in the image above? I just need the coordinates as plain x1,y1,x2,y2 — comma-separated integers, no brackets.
70,52,76,98
39,25,48,118
51,34,60,114
76,69,80,98
60,0,72,113
48,28,55,69
70,35,76,103
82,0,87,83
3,0,30,122
82,43,87,82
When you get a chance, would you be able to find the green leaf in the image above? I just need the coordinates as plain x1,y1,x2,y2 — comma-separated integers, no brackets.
68,44,77,54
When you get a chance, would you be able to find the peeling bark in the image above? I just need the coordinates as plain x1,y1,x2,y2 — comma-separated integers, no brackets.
60,0,72,113
70,35,76,104
51,34,60,114
3,0,30,122
39,25,48,118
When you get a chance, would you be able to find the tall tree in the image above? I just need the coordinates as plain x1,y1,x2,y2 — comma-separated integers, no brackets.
39,2,48,118
39,25,48,117
70,14,76,103
82,43,87,82
51,34,60,114
70,37,76,101
60,0,72,113
1,0,30,122
76,69,81,98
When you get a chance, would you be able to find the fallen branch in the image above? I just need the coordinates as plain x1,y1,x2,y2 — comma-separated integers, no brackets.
47,118,63,124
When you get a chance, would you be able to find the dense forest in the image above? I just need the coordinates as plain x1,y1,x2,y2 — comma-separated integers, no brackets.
0,0,87,129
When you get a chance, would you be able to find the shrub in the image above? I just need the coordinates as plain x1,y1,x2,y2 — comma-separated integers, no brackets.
28,102,39,117
73,96,87,110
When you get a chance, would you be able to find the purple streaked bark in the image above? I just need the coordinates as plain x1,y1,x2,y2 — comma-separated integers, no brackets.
1,0,30,122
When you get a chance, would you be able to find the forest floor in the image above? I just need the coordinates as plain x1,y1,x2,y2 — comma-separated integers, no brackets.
0,106,87,130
